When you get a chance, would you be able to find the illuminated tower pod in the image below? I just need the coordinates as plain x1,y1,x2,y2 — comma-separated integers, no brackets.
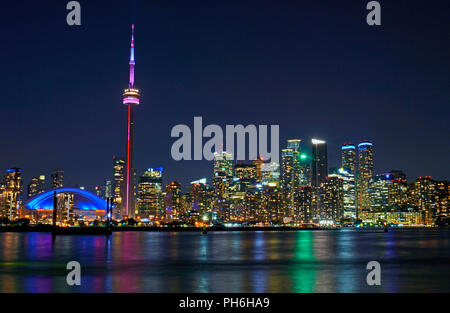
123,24,140,218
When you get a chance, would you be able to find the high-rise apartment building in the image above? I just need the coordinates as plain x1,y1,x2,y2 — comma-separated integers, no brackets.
311,139,328,187
329,168,356,220
409,176,437,224
214,151,233,177
165,181,182,220
27,177,39,198
112,157,125,218
137,168,164,220
356,141,373,218
191,178,211,218
51,168,64,189
280,139,302,218
320,176,344,222
341,143,356,174
1,168,22,219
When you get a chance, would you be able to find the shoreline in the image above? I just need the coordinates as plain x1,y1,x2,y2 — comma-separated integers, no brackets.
0,225,445,234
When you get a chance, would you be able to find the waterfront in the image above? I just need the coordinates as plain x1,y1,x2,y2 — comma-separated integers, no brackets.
0,230,449,292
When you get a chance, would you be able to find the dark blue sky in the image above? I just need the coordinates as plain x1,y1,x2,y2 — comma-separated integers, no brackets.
0,0,449,191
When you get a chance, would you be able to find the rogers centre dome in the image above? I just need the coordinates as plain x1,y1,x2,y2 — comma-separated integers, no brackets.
25,188,107,211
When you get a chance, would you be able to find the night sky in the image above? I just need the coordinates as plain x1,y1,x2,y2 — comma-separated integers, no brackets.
1,0,449,191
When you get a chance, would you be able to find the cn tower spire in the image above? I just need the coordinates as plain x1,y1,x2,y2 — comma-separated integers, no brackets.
129,24,135,88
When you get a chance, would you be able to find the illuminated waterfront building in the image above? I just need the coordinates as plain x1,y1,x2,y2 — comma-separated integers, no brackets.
123,25,141,219
0,168,22,219
112,157,125,218
409,176,438,224
164,181,182,220
295,186,317,223
320,176,344,222
265,185,283,224
191,178,212,218
368,172,408,212
369,174,391,212
341,143,356,174
244,185,266,223
212,170,231,222
388,171,408,208
329,168,355,220
51,168,64,189
356,141,373,218
280,139,302,218
212,151,233,221
435,181,449,218
280,148,295,217
137,168,163,220
244,184,281,224
360,208,425,226
56,192,75,224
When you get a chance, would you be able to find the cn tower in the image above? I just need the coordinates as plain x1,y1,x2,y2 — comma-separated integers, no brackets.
122,24,140,218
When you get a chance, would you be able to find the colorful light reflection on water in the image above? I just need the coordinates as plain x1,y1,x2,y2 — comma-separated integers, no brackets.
0,230,449,292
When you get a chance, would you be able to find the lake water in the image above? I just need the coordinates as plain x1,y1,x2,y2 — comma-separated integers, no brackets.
0,229,449,292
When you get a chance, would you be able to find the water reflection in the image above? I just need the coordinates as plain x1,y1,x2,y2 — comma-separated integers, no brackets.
0,230,449,292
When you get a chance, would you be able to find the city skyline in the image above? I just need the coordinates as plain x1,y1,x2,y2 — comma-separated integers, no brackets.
4,136,447,227
1,1,449,190
2,137,448,195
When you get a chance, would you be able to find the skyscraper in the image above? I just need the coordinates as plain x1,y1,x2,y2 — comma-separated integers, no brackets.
356,141,374,218
27,177,39,198
299,152,311,186
137,168,164,220
320,176,344,222
279,139,302,219
112,157,125,218
38,175,45,194
341,143,356,174
2,168,22,219
212,151,233,221
165,181,182,220
212,170,231,222
329,168,356,220
213,151,233,177
252,157,264,183
51,169,64,189
234,163,257,189
123,24,141,219
311,139,328,187
105,179,112,199
410,176,437,224
191,178,211,217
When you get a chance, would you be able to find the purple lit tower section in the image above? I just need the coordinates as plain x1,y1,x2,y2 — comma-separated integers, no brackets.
122,25,140,218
